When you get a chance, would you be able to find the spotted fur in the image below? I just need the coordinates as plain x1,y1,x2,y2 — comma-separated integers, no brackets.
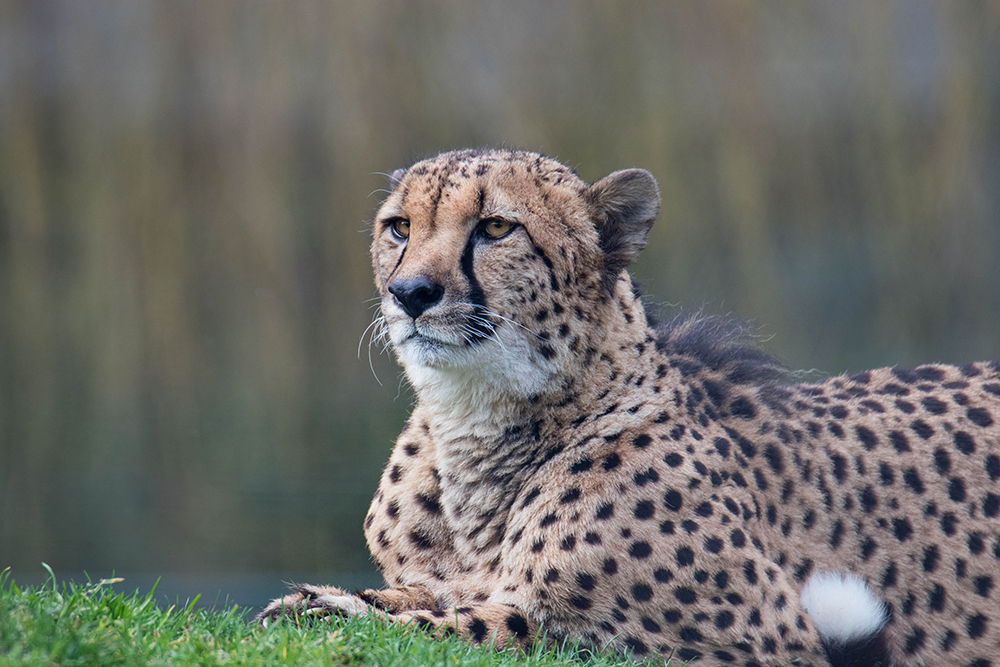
258,149,1000,667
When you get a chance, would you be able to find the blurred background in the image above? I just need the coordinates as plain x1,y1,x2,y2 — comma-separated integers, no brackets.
2,1,999,610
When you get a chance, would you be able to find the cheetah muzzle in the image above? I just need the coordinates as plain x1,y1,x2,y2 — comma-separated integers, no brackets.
257,148,1000,667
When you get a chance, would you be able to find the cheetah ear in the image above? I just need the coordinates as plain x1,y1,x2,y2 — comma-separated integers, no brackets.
388,168,407,189
587,169,660,288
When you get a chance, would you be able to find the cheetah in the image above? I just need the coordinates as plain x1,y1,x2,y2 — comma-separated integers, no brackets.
258,148,1000,667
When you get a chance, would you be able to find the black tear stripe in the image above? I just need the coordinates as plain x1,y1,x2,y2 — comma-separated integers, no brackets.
387,243,408,284
522,228,560,292
459,231,493,343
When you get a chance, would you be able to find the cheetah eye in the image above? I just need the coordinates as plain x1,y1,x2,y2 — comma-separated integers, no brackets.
387,218,410,240
481,218,514,239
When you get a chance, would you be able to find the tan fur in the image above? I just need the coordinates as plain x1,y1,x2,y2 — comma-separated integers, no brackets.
259,149,1000,667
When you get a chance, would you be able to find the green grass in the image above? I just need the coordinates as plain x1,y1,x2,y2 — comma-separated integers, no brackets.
0,568,657,667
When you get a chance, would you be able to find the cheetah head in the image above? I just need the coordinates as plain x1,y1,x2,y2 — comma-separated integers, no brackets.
371,149,659,399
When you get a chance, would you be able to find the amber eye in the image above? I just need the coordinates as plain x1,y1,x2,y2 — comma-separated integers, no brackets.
482,218,513,238
389,219,410,239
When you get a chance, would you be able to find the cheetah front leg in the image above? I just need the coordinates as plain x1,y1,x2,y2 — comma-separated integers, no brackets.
256,587,542,652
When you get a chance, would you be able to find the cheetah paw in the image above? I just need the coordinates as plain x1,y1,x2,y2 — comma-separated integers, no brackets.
255,583,371,626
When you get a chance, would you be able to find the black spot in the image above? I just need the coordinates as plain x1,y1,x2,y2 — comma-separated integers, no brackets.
663,489,683,511
713,437,731,458
730,529,746,548
903,468,925,494
879,462,895,485
860,486,878,512
634,500,655,520
893,518,913,541
633,468,660,486
531,539,545,553
632,582,653,601
539,513,558,528
953,431,976,455
559,488,581,504
969,532,985,554
570,595,591,610
654,568,673,583
904,627,926,654
602,558,618,575
704,537,724,554
763,444,784,474
560,535,576,551
521,487,541,507
965,408,993,428
986,455,1000,480
602,453,621,471
730,396,756,419
543,568,559,583
633,433,652,449
505,614,529,638
675,647,702,662
928,583,946,611
983,493,1000,518
570,458,593,474
623,638,648,655
967,613,987,639
829,520,844,549
388,465,403,483
630,541,652,559
576,572,596,591
831,454,848,484
889,431,911,452
409,530,433,550
676,546,695,567
743,561,758,585
695,502,713,518
674,587,697,604
403,443,419,456
468,618,488,642
896,399,915,414
934,448,952,475
679,626,703,642
923,545,939,572
861,537,877,560
596,503,614,520
882,561,898,587
386,499,400,519
641,617,661,633
911,420,934,439
708,610,735,632
664,452,684,467
922,397,948,415
949,477,966,502
940,512,957,536
972,575,994,598
855,426,878,450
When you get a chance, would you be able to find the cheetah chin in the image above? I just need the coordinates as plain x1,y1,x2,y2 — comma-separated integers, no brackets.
259,149,1000,667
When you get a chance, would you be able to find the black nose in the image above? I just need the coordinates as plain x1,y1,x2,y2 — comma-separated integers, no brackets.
388,276,445,319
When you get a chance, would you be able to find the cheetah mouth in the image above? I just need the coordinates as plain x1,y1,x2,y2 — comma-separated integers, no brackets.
391,313,493,351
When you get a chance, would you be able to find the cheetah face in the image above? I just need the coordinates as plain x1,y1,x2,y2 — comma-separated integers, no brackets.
370,149,659,397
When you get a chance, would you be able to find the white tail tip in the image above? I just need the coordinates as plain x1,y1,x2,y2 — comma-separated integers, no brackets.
800,571,888,644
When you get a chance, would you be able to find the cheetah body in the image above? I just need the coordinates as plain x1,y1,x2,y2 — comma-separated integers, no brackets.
260,149,1000,667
